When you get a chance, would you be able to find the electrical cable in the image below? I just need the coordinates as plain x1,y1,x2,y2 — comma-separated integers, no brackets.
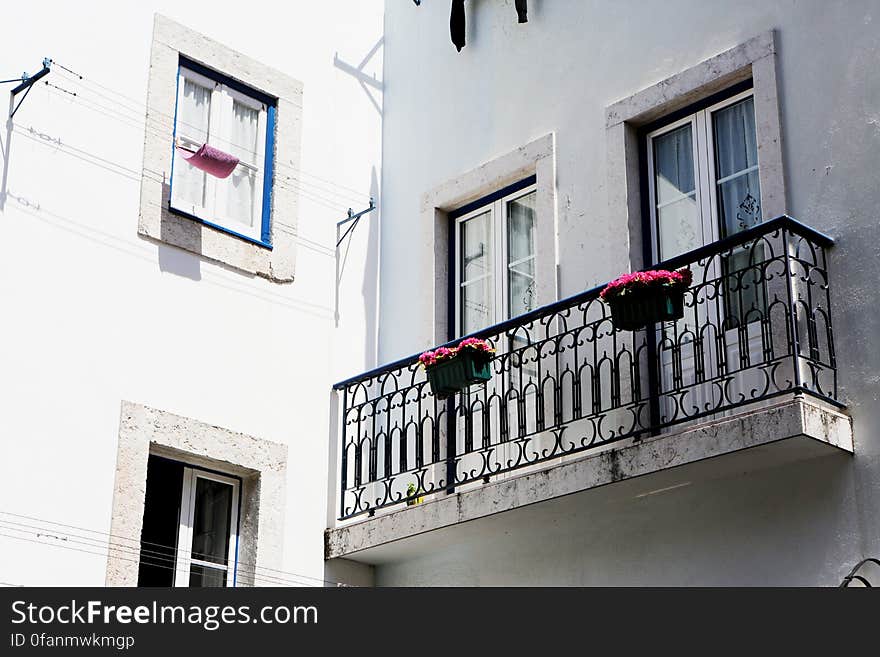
0,511,346,587
50,64,373,205
0,512,350,587
38,85,362,215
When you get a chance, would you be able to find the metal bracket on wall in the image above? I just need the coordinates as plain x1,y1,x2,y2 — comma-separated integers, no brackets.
336,197,375,248
4,58,51,119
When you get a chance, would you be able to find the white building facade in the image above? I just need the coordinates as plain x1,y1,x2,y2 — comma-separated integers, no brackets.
2,0,878,589
325,0,880,586
0,1,382,587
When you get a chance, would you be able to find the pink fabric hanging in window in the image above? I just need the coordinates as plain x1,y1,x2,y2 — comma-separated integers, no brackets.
176,143,240,179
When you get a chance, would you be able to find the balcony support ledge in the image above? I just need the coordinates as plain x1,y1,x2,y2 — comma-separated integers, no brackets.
325,394,851,562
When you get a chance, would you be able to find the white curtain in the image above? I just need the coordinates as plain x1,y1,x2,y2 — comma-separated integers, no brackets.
653,123,700,259
713,97,761,236
226,100,260,226
173,79,212,209
507,191,536,317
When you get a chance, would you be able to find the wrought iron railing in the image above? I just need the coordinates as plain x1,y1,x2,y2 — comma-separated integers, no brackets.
333,216,839,520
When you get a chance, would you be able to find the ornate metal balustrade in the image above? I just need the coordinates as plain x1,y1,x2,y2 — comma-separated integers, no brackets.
333,216,838,520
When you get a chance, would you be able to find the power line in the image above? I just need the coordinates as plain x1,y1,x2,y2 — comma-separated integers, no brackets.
12,124,342,257
37,85,362,215
0,530,305,588
0,510,345,587
0,528,315,588
50,65,374,205
0,511,350,587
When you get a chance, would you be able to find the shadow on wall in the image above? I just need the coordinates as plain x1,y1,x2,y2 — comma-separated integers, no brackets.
157,181,202,281
334,165,380,372
362,166,380,369
333,37,383,116
0,102,11,212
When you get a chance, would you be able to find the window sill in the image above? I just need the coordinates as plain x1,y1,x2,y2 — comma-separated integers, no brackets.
168,205,273,250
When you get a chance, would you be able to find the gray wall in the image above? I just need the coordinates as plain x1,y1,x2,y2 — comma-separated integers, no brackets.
377,0,880,585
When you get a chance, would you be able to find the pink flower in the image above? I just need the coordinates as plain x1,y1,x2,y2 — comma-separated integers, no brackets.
418,338,496,369
458,337,496,354
600,268,692,300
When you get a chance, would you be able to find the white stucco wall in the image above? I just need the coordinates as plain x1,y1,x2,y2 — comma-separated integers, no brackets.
0,0,382,586
374,0,880,584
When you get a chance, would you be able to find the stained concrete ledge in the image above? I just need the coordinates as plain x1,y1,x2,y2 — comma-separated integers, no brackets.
325,395,852,562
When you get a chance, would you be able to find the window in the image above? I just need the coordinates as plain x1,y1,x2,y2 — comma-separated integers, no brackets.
647,89,762,260
170,58,275,246
646,89,765,323
138,455,240,588
452,180,538,337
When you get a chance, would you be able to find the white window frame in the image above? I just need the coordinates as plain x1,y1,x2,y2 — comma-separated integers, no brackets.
453,184,538,338
646,88,760,262
646,89,767,417
173,466,240,588
171,65,268,242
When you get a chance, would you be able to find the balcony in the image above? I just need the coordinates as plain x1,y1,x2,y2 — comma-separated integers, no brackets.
327,216,851,561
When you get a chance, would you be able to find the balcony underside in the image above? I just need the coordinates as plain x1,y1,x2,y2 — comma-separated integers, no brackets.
326,394,851,563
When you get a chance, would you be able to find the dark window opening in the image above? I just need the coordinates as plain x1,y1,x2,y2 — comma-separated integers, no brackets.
137,455,184,587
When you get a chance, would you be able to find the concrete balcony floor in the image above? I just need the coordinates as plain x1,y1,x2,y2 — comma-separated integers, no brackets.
325,394,852,569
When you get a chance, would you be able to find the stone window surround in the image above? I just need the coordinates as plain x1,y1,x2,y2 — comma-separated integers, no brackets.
106,401,288,587
604,30,786,272
416,133,559,347
138,14,304,283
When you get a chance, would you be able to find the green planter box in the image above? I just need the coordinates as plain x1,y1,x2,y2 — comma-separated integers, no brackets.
425,349,492,397
607,287,685,330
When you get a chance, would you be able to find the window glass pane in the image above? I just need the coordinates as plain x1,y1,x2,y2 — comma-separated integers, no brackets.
653,124,695,204
717,170,761,235
190,477,232,566
713,97,761,236
508,261,535,319
723,246,767,327
180,79,211,142
460,211,494,333
189,564,227,588
461,211,493,282
461,278,494,335
713,97,758,179
653,124,700,260
507,191,536,317
226,166,257,227
172,78,212,211
507,192,536,264
229,100,260,164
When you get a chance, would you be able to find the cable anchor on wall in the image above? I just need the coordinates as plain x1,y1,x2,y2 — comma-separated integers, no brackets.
336,197,376,248
4,58,52,119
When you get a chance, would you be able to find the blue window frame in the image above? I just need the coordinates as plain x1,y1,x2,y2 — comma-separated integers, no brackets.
169,56,276,248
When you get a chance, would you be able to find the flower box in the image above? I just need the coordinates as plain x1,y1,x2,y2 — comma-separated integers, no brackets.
419,338,495,397
601,268,692,331
607,287,685,330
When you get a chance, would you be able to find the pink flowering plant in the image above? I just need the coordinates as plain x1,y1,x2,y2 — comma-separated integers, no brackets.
600,268,693,301
418,337,496,369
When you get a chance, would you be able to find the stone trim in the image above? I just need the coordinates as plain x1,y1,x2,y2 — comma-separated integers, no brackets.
604,30,786,272
137,14,303,282
106,401,288,586
416,133,558,347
